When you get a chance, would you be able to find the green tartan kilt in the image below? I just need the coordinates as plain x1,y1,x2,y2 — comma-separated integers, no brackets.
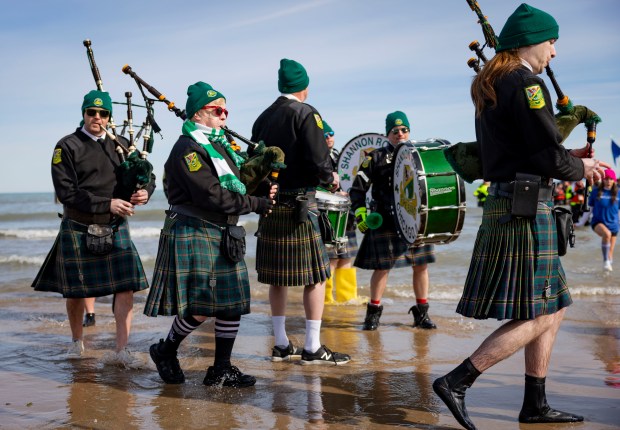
354,216,436,270
456,196,572,320
31,218,149,298
144,215,250,319
256,201,330,286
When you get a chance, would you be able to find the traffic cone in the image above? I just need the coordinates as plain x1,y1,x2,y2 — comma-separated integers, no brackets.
334,267,358,303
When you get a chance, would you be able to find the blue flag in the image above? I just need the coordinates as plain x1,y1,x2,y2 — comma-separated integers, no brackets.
612,139,620,166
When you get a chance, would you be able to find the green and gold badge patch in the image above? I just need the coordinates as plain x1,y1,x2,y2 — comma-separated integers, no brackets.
184,152,202,172
314,114,323,129
361,156,372,168
52,148,62,165
524,85,546,109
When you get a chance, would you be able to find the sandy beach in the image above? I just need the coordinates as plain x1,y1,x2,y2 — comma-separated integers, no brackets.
0,284,618,429
1,193,619,429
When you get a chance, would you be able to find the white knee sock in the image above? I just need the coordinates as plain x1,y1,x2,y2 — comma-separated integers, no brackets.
305,319,322,353
272,316,288,348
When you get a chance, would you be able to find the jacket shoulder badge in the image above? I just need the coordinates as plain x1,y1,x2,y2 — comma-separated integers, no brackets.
184,152,202,172
524,85,546,109
52,148,62,165
361,155,372,169
314,114,323,129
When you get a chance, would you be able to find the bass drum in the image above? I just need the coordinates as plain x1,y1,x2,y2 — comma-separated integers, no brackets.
337,133,389,205
390,142,420,244
391,139,466,245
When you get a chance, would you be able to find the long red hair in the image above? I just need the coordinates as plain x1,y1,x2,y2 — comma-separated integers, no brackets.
471,50,522,117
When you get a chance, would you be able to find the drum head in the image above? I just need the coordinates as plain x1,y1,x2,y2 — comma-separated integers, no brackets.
391,142,419,244
337,133,389,202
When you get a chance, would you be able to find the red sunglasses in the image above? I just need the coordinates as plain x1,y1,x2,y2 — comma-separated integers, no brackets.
201,105,229,117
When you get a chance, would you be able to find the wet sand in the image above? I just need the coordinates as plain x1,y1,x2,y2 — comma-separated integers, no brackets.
0,283,618,430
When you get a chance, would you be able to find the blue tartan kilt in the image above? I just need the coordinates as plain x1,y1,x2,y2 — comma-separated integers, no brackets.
456,196,572,320
354,217,436,270
144,215,251,319
31,218,149,298
256,200,330,287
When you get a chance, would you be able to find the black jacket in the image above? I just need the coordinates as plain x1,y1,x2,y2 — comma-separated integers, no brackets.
251,96,333,190
477,66,584,182
52,129,155,214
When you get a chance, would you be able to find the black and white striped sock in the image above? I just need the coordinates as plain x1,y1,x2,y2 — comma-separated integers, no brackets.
161,315,203,353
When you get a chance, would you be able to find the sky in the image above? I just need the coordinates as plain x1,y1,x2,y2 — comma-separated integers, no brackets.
1,0,619,193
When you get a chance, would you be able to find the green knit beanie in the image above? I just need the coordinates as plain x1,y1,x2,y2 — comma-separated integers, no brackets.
81,90,113,116
185,81,226,119
323,121,334,135
496,3,559,52
278,58,309,93
385,111,410,135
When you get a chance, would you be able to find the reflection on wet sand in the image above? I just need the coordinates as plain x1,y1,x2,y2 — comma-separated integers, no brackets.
0,288,619,429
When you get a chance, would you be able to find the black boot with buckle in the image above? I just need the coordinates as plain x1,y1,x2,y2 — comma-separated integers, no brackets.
518,374,584,423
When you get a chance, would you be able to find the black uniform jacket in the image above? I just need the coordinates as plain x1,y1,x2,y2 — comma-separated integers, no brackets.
349,143,394,215
164,135,264,215
478,66,584,182
251,96,333,190
52,129,155,214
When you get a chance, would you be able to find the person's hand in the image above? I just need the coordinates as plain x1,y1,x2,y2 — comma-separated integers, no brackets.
130,189,149,206
268,183,278,200
570,143,594,159
328,171,340,191
256,197,275,217
355,207,368,234
582,158,610,184
110,198,135,217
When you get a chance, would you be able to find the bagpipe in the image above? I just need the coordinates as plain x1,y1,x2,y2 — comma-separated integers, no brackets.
83,40,155,200
120,64,286,195
445,0,602,213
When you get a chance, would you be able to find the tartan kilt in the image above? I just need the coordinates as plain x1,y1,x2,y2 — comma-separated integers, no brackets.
31,218,149,298
354,218,436,270
144,215,250,319
456,196,572,320
256,201,330,286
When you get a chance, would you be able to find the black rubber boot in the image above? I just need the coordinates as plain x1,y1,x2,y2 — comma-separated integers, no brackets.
432,358,481,430
409,303,437,329
362,304,383,330
518,374,584,423
82,313,96,327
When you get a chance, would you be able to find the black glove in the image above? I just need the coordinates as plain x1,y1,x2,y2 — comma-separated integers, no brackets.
253,197,274,215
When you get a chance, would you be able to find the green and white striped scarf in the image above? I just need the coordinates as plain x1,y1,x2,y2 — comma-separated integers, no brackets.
182,120,246,195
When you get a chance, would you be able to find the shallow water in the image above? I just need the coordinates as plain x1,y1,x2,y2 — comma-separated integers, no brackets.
0,191,619,429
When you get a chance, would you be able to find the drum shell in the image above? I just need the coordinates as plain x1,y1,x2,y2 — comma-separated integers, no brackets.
315,190,351,247
391,139,466,245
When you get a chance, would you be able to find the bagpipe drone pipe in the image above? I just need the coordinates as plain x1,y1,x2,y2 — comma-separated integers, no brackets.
444,0,602,212
121,64,286,195
83,40,155,201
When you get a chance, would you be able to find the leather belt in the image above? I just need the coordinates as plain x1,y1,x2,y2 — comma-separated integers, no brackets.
277,189,316,207
488,182,554,201
63,207,113,224
169,204,238,225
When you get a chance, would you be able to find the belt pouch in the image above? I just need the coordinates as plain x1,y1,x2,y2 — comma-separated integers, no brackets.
294,196,309,223
221,225,246,263
511,173,541,218
86,224,114,255
553,206,575,256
